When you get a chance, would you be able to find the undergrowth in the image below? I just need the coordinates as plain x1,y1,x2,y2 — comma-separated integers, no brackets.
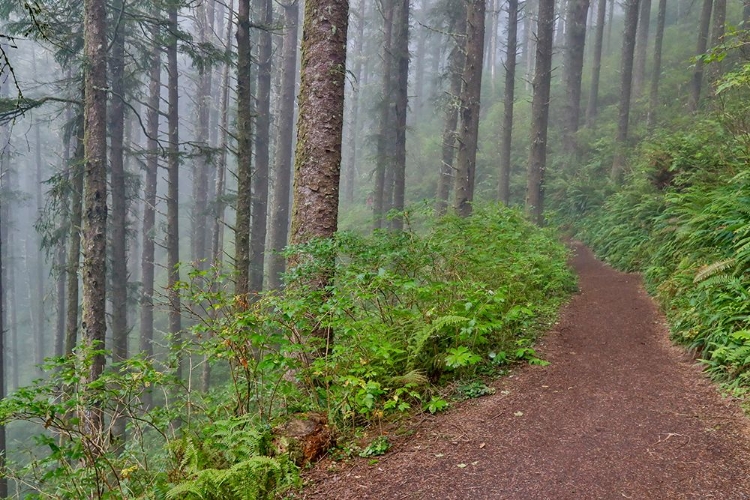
0,204,575,499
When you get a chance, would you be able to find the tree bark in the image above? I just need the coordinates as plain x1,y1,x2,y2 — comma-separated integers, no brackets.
562,0,590,154
526,0,555,225
166,0,183,380
249,0,273,293
267,0,299,290
453,0,486,218
343,0,365,206
688,0,713,112
140,20,161,408
524,0,537,92
65,115,84,356
391,0,409,231
289,0,349,356
632,0,651,96
585,0,607,126
82,0,108,456
647,0,667,129
611,0,640,180
499,0,518,205
707,0,725,83
235,0,253,299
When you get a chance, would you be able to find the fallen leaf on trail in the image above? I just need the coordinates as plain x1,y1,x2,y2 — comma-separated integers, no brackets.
472,461,479,466
479,442,486,449
457,463,467,468
514,411,524,417
435,453,444,457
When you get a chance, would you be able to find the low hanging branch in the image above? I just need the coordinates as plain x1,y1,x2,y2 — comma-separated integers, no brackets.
0,95,80,124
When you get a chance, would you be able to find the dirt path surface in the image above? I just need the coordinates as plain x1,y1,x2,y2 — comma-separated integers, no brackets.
302,244,750,499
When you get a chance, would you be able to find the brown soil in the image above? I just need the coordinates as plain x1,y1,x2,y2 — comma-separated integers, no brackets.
301,243,750,499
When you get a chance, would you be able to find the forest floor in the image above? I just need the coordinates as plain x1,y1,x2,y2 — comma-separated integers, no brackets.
300,243,750,499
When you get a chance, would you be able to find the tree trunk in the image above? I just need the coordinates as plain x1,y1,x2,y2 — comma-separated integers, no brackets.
632,0,651,96
453,0,486,218
140,20,161,409
249,0,273,293
489,0,500,93
562,0,590,154
435,8,466,216
343,0,365,206
526,0,555,225
606,0,614,53
192,0,212,270
204,0,235,392
585,0,607,126
688,0,713,112
0,103,6,500
391,0,409,231
167,1,182,380
267,0,299,290
647,0,667,129
499,0,518,205
289,0,349,357
374,0,394,230
82,0,108,456
707,0,725,83
235,0,253,299
524,0,537,92
65,115,84,356
611,0,640,180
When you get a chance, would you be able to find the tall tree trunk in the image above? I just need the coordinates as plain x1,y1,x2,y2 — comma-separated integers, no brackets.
140,20,161,409
110,0,128,367
435,6,466,215
391,0,409,231
647,0,667,128
524,0,537,91
166,0,182,380
632,0,651,96
267,0,299,290
33,120,45,372
489,0,500,93
343,0,365,206
688,0,713,112
606,0,614,53
499,0,518,205
65,116,84,356
413,2,427,117
235,0,253,299
192,1,212,270
250,0,273,293
82,0,108,457
453,0,485,218
0,103,6,500
374,0,394,230
289,0,349,358
611,0,640,180
525,0,555,225
585,0,607,126
204,0,235,392
562,0,590,154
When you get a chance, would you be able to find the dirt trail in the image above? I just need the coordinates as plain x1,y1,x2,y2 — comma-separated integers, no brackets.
303,243,750,499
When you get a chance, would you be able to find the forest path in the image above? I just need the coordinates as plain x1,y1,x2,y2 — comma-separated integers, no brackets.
302,243,750,499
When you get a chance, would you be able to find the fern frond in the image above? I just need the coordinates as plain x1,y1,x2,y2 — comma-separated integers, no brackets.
695,259,736,283
390,369,427,387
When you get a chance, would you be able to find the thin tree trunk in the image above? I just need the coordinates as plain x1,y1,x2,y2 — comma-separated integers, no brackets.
606,0,614,53
647,0,667,128
585,0,607,126
289,0,349,358
0,104,6,499
82,0,108,458
167,1,183,380
562,0,590,154
707,0,725,84
235,0,253,299
688,0,713,112
250,0,273,293
140,20,161,409
267,0,298,290
453,0,486,218
524,0,537,91
526,0,555,224
33,119,45,372
343,0,365,205
611,0,640,180
435,8,466,215
632,0,651,96
499,0,518,205
391,0,409,231
490,0,500,93
193,0,212,270
374,0,394,230
65,115,84,356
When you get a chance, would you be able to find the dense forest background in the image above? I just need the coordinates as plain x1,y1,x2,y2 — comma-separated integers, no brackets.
0,0,747,497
